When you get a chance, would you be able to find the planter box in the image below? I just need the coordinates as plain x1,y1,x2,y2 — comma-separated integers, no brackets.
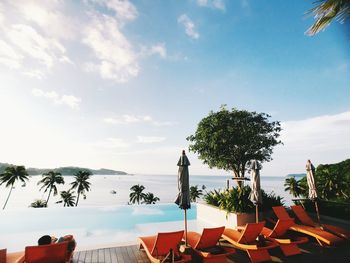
197,202,255,228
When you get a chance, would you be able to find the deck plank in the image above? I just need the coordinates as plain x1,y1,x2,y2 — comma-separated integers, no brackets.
98,249,105,263
84,249,93,263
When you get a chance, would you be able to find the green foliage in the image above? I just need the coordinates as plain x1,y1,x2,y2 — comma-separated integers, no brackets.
38,171,65,204
306,0,350,36
56,190,76,207
29,199,47,208
190,185,203,202
70,170,92,206
0,165,29,209
129,184,146,204
142,192,160,204
205,186,284,214
303,200,350,221
187,106,282,179
284,176,305,198
260,190,284,211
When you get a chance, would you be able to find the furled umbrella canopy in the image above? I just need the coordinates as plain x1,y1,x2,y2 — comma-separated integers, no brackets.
175,150,191,210
249,160,262,204
306,160,318,200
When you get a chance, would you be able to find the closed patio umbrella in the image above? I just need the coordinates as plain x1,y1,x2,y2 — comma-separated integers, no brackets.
249,160,262,223
175,150,191,246
306,159,321,224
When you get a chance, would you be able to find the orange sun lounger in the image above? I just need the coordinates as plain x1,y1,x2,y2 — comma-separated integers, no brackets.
186,226,236,263
261,218,308,256
222,222,278,263
291,205,350,240
272,206,344,246
138,230,191,263
6,241,70,263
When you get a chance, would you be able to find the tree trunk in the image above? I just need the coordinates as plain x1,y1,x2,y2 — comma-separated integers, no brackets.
76,192,80,206
46,187,52,204
3,183,14,210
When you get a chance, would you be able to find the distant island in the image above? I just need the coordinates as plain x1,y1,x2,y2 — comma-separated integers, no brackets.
286,173,306,178
0,162,128,176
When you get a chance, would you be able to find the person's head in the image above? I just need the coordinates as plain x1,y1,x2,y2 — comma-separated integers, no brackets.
38,235,52,246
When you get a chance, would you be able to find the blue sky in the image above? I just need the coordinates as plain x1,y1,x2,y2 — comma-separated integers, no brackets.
0,0,349,176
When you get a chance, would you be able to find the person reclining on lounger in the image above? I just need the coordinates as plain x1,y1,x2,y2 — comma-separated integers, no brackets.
38,234,76,262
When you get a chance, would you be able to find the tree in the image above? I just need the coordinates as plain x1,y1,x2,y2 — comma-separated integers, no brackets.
187,106,282,182
38,171,65,204
70,170,91,206
190,185,203,202
284,177,305,198
142,192,160,204
306,0,350,36
56,190,76,207
0,166,29,209
30,199,47,208
129,184,146,204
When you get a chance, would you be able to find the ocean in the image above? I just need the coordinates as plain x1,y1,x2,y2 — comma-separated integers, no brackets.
0,174,292,209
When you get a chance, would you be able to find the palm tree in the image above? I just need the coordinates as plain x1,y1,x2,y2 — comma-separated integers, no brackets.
38,171,65,204
129,184,146,204
70,170,92,206
0,166,29,209
30,199,47,208
142,192,160,204
190,185,203,202
284,177,304,198
56,190,76,207
306,0,350,36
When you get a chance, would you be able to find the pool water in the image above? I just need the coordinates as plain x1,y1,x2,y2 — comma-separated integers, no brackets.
0,204,197,252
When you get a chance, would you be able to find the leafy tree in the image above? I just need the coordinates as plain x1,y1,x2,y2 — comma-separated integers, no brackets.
0,166,29,209
190,185,203,202
30,199,47,208
284,176,305,198
142,192,160,204
129,184,146,204
56,190,76,207
38,171,65,204
187,106,282,183
70,170,92,206
306,0,350,36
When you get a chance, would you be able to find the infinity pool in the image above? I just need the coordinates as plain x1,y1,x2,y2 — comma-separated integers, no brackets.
0,204,198,252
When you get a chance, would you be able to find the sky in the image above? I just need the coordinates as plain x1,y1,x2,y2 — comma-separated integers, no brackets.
0,0,349,177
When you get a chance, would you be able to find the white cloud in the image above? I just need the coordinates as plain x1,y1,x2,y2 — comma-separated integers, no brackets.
0,40,23,69
178,14,199,39
83,13,139,82
93,137,130,149
137,136,166,144
148,43,167,58
103,115,175,126
32,88,81,109
263,111,350,176
196,0,225,11
89,0,138,22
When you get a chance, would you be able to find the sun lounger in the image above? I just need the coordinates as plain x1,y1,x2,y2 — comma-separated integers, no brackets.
291,205,350,240
6,241,70,263
261,218,308,256
138,230,191,263
272,206,343,246
186,226,236,263
222,222,277,263
0,249,6,263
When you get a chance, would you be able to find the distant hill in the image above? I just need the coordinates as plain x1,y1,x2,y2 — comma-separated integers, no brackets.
286,173,306,178
0,163,127,176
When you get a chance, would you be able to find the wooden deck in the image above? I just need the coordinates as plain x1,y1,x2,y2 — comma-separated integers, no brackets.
72,245,149,263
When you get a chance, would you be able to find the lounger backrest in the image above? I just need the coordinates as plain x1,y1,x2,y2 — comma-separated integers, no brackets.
152,230,184,257
238,222,265,243
272,206,293,220
291,205,316,226
0,248,6,263
196,226,225,249
270,219,295,238
25,242,68,263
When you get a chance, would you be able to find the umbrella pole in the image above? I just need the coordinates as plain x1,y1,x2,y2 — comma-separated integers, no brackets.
255,204,259,223
184,209,188,246
314,200,321,225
